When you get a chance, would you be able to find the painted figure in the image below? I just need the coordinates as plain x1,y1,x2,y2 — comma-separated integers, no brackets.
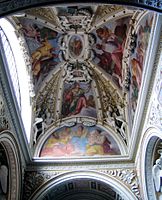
41,127,74,157
129,14,153,122
62,82,89,117
40,125,120,157
31,38,58,76
94,23,127,87
70,125,88,155
69,35,83,57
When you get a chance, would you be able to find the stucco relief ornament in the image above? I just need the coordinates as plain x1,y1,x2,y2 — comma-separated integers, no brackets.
105,104,127,142
23,170,62,200
63,63,92,83
80,118,96,127
100,169,141,199
0,94,9,131
59,8,92,31
33,117,47,144
16,27,35,97
149,100,161,126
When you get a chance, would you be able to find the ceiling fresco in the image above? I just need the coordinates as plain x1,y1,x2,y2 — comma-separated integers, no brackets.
128,13,153,122
11,4,155,158
40,124,121,157
18,17,62,89
91,17,130,89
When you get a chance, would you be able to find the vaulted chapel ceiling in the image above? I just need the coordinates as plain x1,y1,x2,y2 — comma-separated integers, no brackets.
9,4,155,159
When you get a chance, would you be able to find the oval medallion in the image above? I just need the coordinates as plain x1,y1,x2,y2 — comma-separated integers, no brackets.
69,35,83,58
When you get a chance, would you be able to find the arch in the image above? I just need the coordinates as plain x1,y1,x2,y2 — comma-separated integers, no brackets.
0,131,22,200
29,170,138,200
34,121,127,158
140,127,162,200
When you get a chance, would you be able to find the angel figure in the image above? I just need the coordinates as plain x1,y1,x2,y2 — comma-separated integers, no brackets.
112,105,127,139
82,64,92,82
152,158,162,193
114,113,127,140
106,106,116,129
33,117,46,144
0,163,8,199
63,65,74,82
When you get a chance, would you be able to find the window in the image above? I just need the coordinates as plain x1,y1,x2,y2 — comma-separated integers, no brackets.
0,18,32,142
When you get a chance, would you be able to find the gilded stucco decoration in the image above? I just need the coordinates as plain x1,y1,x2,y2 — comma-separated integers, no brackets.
33,71,61,144
10,5,155,158
91,5,124,26
25,8,61,29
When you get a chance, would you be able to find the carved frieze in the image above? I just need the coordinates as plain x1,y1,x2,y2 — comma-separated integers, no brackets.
23,170,62,200
100,169,141,199
23,168,140,200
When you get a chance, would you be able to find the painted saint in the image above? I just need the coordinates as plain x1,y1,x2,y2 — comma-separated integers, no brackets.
62,82,97,118
92,17,130,88
69,35,83,58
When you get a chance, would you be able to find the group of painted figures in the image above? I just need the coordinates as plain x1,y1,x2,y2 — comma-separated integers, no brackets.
16,6,154,158
40,125,119,157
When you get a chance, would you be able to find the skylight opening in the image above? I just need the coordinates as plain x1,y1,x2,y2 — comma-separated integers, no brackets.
0,18,32,142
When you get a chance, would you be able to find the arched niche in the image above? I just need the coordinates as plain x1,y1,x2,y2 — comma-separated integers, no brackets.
29,171,138,200
140,127,162,200
0,131,22,200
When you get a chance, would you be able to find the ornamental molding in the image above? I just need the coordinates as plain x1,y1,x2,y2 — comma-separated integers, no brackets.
0,50,31,163
26,162,135,172
15,23,35,97
23,170,62,200
100,169,141,199
148,34,162,128
0,131,22,200
23,168,140,200
144,135,158,200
